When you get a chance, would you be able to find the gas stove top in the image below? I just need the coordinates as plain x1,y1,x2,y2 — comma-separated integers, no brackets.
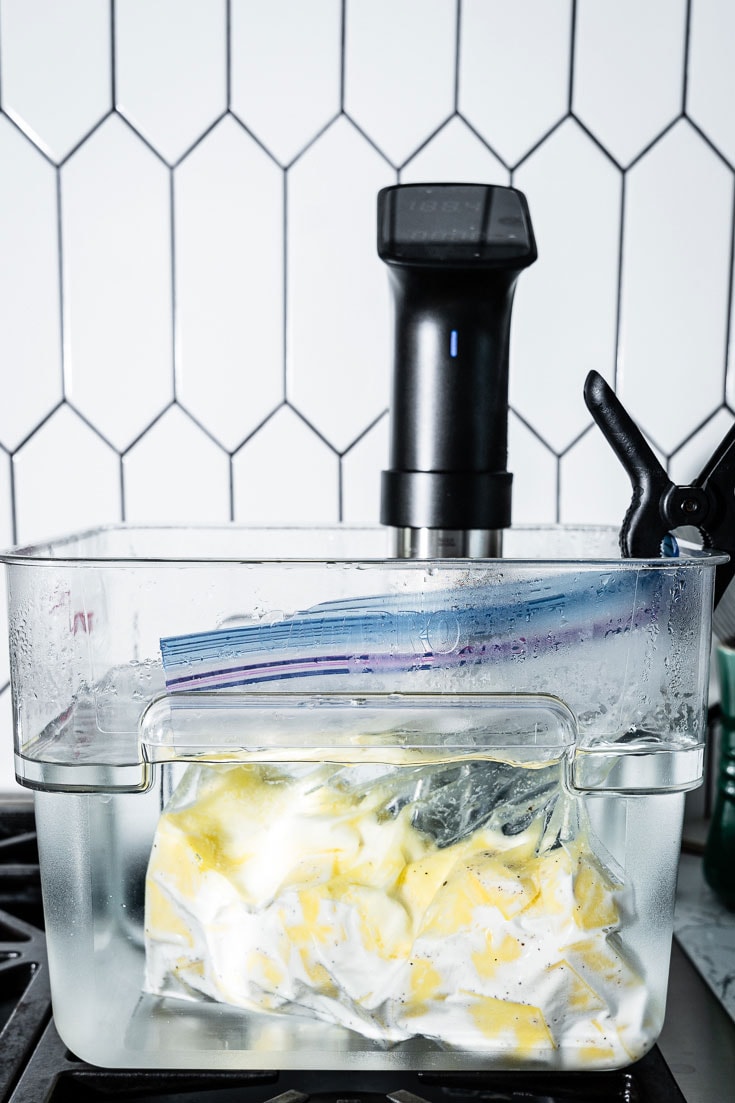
0,802,723,1103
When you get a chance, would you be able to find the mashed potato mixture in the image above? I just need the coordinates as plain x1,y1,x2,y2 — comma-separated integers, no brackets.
144,760,651,1067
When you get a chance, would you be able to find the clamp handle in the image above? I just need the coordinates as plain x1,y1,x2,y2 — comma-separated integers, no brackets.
583,371,672,557
584,370,735,606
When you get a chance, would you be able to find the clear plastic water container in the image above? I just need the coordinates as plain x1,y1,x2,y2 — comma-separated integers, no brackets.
1,524,724,1071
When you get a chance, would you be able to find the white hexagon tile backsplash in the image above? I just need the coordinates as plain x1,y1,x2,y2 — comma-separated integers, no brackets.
1,0,735,790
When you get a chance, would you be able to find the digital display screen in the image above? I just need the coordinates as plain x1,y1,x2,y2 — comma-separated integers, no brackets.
378,184,536,266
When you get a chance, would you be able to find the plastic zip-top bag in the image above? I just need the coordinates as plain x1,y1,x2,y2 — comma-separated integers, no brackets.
160,570,663,694
141,691,648,1068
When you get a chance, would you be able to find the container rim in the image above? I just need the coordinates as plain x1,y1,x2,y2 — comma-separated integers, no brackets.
0,521,729,569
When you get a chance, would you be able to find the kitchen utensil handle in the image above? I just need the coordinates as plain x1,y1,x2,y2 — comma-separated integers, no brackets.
583,371,664,484
584,371,671,556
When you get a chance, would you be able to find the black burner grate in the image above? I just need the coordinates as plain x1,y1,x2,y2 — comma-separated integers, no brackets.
0,803,50,1101
0,804,43,930
0,804,687,1103
5,1049,687,1103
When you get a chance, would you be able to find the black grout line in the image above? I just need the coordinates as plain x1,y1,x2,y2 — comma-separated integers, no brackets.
642,425,667,461
340,408,389,457
613,172,626,390
169,399,231,453
282,169,289,400
564,408,667,465
55,167,66,402
682,0,692,115
110,0,117,108
456,111,511,173
339,0,346,112
555,455,562,523
722,175,735,405
284,110,341,170
625,114,683,173
0,107,57,166
119,454,126,522
567,0,578,113
668,404,731,464
226,0,232,111
685,114,735,172
511,114,568,174
286,401,341,457
397,113,455,174
337,456,344,522
10,400,65,455
115,110,170,167
453,0,462,113
569,112,625,172
173,110,229,169
120,401,176,456
230,401,285,456
8,454,17,547
508,405,558,454
63,399,119,452
558,421,593,460
169,168,177,404
56,108,114,168
227,107,282,168
1,2,732,540
341,110,395,169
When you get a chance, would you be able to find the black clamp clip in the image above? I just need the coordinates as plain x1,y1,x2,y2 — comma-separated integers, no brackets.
584,370,735,606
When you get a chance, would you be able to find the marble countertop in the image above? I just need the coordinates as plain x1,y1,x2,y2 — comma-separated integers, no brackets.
673,852,735,1023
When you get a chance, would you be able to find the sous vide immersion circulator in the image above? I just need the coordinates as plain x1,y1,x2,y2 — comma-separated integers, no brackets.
378,183,537,558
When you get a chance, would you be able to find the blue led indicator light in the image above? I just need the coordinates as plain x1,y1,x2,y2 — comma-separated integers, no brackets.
450,329,458,358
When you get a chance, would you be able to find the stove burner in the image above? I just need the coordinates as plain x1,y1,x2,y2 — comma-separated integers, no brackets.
0,803,43,930
0,804,49,1102
0,804,688,1102
8,1018,276,1101
7,1057,686,1103
252,1058,686,1103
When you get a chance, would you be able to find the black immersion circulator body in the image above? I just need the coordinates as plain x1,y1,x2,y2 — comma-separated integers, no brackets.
378,183,537,553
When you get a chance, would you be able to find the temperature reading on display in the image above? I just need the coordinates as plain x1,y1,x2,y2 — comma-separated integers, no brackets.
405,197,484,214
408,228,480,242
